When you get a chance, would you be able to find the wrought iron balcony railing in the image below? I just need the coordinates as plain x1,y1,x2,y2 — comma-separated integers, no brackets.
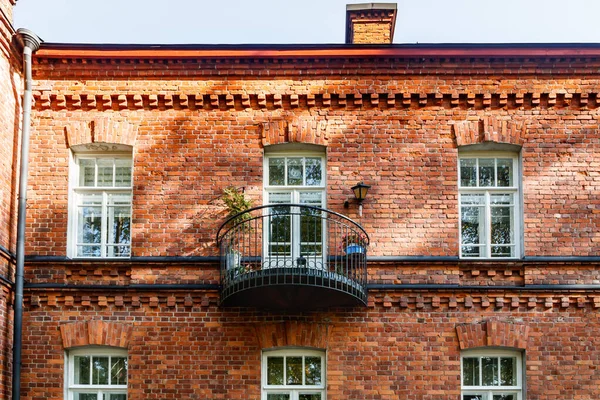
216,204,369,310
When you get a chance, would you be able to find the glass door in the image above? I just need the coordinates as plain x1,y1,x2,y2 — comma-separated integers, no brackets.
264,155,325,269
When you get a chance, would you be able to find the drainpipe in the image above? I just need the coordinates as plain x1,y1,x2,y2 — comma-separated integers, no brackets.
13,28,42,400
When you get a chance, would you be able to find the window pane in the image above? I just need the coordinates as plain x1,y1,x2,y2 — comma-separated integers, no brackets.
268,193,292,256
267,395,290,400
500,357,517,386
77,245,101,257
300,192,323,256
107,395,127,400
269,192,291,204
107,205,131,248
463,396,483,400
287,158,303,186
269,158,285,186
497,158,513,187
299,395,322,400
79,159,96,187
114,159,132,187
491,207,512,246
78,205,102,244
461,206,483,245
305,357,322,385
305,158,322,186
92,356,109,385
460,158,477,187
493,396,516,400
462,357,480,386
491,246,513,258
75,394,98,400
478,158,495,187
111,357,127,385
286,356,302,385
461,193,485,205
267,357,284,385
462,246,481,257
74,356,91,385
490,194,513,205
97,159,114,187
482,357,499,386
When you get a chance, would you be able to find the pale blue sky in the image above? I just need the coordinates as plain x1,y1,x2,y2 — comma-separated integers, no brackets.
13,0,600,44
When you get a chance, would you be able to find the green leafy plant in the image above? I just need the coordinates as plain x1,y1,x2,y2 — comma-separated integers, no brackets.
222,187,253,217
221,186,254,233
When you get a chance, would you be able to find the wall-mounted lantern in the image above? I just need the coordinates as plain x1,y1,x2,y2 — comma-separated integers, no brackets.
344,182,371,217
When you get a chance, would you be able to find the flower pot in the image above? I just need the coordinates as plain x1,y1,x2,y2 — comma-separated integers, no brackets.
345,244,365,255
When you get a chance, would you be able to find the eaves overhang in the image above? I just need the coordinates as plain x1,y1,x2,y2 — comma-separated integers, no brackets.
35,42,600,61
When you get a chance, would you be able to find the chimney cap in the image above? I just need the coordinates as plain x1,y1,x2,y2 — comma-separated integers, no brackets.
345,3,398,45
346,3,397,11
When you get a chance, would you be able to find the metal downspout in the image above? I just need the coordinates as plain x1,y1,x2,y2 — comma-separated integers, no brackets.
13,28,41,400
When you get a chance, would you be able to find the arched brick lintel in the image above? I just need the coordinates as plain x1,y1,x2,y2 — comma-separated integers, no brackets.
65,117,137,148
452,116,525,147
255,322,331,350
60,321,133,349
456,320,530,350
260,118,330,147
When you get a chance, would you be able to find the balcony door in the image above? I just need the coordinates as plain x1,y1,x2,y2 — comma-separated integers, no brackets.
264,154,326,269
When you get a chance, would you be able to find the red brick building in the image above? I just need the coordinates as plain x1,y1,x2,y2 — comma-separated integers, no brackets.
1,2,600,399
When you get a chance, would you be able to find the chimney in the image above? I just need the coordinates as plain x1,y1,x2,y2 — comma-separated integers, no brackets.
345,3,397,44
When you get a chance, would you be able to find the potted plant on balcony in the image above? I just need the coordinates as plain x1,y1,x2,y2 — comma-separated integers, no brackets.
341,232,367,255
221,187,253,279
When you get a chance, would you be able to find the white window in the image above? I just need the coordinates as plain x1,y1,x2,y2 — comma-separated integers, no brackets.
69,154,132,258
461,350,523,400
66,347,127,400
262,349,325,400
459,154,520,258
264,154,326,267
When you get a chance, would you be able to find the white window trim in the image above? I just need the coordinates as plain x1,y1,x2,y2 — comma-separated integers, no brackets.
461,349,523,400
262,349,326,400
65,346,128,400
68,152,133,259
458,152,522,259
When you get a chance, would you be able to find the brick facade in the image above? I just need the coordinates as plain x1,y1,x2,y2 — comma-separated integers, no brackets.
0,2,598,399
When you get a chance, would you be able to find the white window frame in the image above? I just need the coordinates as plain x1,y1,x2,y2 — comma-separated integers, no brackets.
65,347,128,400
461,349,523,400
263,153,326,268
262,349,326,400
68,153,133,259
458,152,521,259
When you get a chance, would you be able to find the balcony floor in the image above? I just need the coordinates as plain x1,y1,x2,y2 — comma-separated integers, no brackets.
220,267,367,310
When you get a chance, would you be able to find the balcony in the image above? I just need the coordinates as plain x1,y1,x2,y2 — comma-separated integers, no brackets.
216,204,369,310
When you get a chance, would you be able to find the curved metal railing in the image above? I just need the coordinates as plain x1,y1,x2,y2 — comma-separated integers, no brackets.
216,204,369,307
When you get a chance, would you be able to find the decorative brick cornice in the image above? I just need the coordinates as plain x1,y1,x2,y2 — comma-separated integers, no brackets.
60,320,133,349
255,321,331,350
34,91,598,112
28,292,219,309
456,320,530,350
452,116,526,147
26,292,600,311
65,117,137,148
369,293,600,311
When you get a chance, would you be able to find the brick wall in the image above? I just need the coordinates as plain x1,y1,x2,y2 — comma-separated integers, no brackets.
20,295,600,399
26,57,600,258
18,47,600,400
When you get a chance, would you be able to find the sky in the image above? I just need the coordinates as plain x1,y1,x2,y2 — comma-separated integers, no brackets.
13,0,600,45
